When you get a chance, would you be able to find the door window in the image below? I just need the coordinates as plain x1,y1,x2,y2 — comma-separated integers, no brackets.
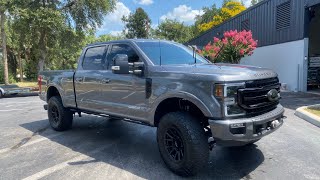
82,46,106,70
106,44,139,69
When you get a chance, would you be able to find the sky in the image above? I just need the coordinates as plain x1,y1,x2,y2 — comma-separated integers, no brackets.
96,0,252,36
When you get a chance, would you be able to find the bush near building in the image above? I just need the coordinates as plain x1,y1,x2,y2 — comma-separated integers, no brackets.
199,30,258,64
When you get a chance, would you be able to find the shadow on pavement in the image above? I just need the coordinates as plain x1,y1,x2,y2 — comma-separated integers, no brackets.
20,117,264,179
280,92,320,110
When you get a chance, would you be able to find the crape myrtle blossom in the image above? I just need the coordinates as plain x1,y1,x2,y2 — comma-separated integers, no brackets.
199,30,258,64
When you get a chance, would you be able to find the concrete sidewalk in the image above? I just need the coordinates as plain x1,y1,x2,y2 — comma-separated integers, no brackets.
295,105,320,128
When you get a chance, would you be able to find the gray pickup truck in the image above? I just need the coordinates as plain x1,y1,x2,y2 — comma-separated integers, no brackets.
39,39,285,176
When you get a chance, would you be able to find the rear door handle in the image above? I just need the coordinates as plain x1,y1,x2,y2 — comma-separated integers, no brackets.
75,77,83,83
101,79,110,83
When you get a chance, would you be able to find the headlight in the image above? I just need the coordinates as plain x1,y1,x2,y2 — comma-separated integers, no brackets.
214,83,245,117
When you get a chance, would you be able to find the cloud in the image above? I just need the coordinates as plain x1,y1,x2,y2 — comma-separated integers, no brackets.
105,2,130,24
134,0,154,5
110,30,122,36
160,5,204,24
97,2,131,35
242,0,251,7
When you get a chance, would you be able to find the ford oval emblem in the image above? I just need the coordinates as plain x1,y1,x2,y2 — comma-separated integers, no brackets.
267,89,280,102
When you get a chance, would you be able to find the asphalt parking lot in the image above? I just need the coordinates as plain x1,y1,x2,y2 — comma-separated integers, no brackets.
0,93,320,180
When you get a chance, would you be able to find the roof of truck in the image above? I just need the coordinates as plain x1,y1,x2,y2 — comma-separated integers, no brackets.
86,39,176,47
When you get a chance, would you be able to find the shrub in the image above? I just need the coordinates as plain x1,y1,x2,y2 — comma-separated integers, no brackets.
199,30,258,64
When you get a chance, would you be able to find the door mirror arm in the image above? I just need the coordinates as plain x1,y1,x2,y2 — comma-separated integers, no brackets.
129,62,144,75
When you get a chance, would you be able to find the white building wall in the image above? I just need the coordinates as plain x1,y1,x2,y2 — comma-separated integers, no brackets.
240,39,308,92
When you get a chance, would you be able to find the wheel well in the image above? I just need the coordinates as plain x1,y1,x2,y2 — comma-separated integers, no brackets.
154,98,208,127
47,86,60,101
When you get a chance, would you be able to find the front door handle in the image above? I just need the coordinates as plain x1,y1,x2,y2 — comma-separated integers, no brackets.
101,79,110,83
75,77,83,83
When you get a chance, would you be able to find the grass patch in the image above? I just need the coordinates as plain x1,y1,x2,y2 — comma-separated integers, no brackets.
15,82,38,88
305,107,320,117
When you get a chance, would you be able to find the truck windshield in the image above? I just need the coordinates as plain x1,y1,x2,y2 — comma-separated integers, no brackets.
135,41,210,65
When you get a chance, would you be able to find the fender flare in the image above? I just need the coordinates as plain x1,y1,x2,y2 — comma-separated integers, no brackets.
46,84,66,106
149,91,213,124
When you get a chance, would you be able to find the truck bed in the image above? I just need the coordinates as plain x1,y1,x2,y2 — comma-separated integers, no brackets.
38,70,76,108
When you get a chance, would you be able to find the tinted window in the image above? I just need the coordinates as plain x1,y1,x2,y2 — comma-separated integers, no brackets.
107,44,139,69
136,41,209,65
82,46,106,70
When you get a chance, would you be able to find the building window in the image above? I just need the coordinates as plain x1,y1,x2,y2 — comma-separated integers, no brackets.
241,19,250,31
276,1,291,30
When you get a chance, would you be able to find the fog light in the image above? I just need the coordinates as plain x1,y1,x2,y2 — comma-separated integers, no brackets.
230,123,246,135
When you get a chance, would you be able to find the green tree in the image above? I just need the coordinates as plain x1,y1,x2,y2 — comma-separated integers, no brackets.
122,7,151,39
194,5,219,36
0,0,12,85
155,19,194,43
198,1,246,32
96,34,123,42
13,0,116,71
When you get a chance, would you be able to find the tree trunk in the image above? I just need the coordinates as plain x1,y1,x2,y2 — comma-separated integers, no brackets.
18,51,23,82
1,10,9,85
38,30,46,72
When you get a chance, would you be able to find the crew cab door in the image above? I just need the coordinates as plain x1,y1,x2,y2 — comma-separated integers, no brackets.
74,45,108,111
100,43,147,121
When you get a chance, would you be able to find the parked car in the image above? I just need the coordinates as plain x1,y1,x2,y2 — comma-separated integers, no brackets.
0,85,31,98
39,39,285,177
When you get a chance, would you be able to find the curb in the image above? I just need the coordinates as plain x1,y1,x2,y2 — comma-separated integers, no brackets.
295,105,320,128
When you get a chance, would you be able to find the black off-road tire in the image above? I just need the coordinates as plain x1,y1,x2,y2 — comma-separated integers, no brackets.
157,112,209,177
48,96,73,131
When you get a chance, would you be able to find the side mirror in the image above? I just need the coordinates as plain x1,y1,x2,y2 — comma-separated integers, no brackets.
112,54,129,74
129,62,144,76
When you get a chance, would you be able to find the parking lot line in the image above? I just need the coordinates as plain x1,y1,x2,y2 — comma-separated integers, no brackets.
0,101,32,105
22,142,116,180
22,154,90,180
0,109,24,112
0,133,65,155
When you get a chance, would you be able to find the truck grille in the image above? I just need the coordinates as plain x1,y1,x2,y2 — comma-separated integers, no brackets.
238,77,280,115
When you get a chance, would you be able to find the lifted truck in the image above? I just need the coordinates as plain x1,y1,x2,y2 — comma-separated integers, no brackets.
39,39,285,176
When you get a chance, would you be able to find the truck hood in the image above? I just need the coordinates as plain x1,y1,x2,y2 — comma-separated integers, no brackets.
155,63,278,82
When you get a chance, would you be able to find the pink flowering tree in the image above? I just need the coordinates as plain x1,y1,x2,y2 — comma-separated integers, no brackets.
199,30,258,64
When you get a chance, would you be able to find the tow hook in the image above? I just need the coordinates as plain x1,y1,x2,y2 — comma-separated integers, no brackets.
270,120,280,129
271,116,285,129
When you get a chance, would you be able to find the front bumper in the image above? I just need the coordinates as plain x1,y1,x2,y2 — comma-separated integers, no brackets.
209,104,284,146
